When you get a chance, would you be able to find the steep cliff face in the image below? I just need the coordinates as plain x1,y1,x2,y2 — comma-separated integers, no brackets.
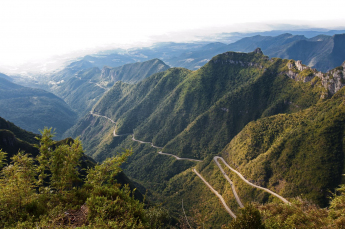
320,61,345,95
286,59,345,96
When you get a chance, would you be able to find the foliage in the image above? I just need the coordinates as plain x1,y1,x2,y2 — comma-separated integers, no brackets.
66,51,336,226
65,50,345,227
0,152,38,227
0,127,169,228
299,68,314,78
220,185,345,228
0,149,7,169
0,116,39,144
74,52,323,162
222,87,345,206
223,204,265,229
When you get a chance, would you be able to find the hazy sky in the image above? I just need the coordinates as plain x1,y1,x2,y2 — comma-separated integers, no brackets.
1,0,345,73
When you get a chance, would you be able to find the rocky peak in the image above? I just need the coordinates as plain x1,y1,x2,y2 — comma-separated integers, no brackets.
295,60,309,71
285,59,345,97
253,48,263,54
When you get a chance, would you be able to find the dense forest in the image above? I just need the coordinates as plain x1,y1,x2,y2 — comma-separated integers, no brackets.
0,128,170,228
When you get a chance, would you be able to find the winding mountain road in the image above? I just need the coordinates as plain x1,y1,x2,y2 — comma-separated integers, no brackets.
158,151,202,162
89,111,290,217
214,156,290,204
90,112,115,123
90,112,200,162
214,157,244,208
90,112,130,137
193,169,237,219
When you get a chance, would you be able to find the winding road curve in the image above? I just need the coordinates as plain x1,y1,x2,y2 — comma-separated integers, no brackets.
90,112,130,137
193,169,237,219
214,156,290,205
213,157,244,208
89,111,290,217
90,112,201,162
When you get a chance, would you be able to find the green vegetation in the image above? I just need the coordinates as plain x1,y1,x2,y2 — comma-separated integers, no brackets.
66,49,345,226
223,184,345,228
52,67,105,117
77,51,323,161
51,59,170,117
0,128,169,228
335,66,344,71
0,77,77,139
299,68,314,78
0,116,39,144
223,204,265,229
221,86,345,206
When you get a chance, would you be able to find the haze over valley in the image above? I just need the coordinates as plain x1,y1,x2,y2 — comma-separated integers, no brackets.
1,0,345,228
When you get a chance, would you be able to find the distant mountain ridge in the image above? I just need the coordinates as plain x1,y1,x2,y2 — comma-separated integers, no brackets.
226,33,345,72
99,59,169,84
0,76,77,138
50,59,170,117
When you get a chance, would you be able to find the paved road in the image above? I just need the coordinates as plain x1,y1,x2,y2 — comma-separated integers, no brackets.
90,111,131,137
90,112,115,123
213,157,244,208
214,156,290,204
89,111,289,217
158,151,202,162
131,135,201,162
193,169,237,219
90,112,200,162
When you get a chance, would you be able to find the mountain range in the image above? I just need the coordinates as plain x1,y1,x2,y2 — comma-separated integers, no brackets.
65,47,345,226
62,31,345,73
0,76,77,138
2,30,345,227
49,58,170,116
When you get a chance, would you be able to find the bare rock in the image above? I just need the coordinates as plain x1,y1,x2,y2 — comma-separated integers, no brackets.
253,48,263,54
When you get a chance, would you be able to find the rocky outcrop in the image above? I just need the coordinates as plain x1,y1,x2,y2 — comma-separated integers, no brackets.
253,48,263,54
286,60,345,96
319,61,345,95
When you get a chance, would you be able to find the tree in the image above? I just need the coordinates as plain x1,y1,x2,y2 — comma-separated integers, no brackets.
0,152,37,227
49,138,83,193
223,204,265,229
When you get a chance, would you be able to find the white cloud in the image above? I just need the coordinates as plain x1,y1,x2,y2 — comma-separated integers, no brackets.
0,0,344,73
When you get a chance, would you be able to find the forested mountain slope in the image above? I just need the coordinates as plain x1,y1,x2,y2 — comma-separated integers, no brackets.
66,49,345,226
0,76,77,139
73,49,331,159
221,86,345,206
50,59,169,116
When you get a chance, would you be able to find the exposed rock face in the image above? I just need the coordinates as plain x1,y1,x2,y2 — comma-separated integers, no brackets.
286,60,345,96
253,48,263,54
295,60,309,71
